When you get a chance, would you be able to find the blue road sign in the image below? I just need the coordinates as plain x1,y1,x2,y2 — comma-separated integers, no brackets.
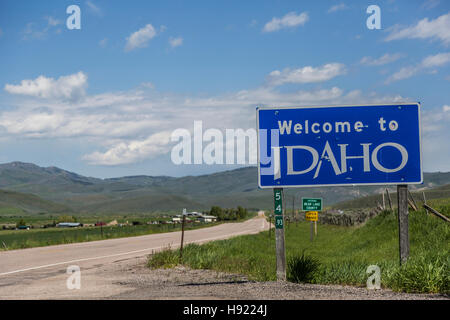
257,103,422,188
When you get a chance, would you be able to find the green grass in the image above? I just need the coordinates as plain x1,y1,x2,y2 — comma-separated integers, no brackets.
148,205,450,294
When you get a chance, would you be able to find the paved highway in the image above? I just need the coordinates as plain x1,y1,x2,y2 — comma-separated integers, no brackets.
0,214,269,299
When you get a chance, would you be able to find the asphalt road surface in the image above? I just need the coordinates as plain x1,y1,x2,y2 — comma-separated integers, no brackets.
0,214,269,299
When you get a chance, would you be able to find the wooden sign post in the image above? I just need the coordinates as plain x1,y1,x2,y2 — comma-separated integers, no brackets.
274,188,286,281
397,185,409,265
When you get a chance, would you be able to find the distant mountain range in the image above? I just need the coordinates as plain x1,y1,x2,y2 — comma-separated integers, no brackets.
0,161,449,214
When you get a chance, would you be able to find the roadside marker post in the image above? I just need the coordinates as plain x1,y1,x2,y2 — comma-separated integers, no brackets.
274,188,286,281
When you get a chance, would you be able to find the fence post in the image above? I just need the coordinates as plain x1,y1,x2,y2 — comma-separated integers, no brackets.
397,185,409,265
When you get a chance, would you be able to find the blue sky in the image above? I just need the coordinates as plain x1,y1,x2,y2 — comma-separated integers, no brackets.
0,0,449,178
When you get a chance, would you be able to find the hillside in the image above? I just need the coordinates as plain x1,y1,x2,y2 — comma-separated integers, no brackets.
0,162,449,213
0,189,71,214
332,184,450,210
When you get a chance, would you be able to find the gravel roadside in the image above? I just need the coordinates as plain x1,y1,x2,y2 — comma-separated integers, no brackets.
109,257,449,300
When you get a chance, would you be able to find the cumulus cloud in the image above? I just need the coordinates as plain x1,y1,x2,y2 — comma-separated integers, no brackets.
169,36,183,48
263,11,309,32
385,52,450,83
266,63,346,86
360,53,404,66
385,13,450,45
4,71,87,101
82,131,172,165
421,105,450,171
2,70,417,166
125,24,158,51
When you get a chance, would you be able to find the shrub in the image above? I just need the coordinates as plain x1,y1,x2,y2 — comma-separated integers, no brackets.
287,252,320,283
384,254,449,294
147,246,179,269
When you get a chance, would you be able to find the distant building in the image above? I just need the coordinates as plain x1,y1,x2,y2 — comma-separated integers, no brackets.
197,215,217,223
186,212,202,217
57,222,81,228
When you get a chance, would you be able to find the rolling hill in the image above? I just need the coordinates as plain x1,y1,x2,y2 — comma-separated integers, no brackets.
0,189,71,214
0,162,449,213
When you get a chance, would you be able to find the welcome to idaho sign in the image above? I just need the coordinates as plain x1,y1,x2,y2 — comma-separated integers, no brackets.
257,103,422,188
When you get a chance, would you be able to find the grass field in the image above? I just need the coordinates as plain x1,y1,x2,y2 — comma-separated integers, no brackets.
149,199,450,294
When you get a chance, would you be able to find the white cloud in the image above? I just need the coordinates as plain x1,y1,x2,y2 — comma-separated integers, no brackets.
23,16,61,40
421,106,450,171
140,82,155,89
327,3,348,13
266,63,346,86
421,0,440,10
385,13,450,45
421,52,450,67
386,52,450,83
385,66,418,83
125,24,158,51
360,53,404,66
4,71,87,101
169,36,183,48
263,12,309,32
86,1,103,16
82,131,172,165
45,16,61,27
2,71,420,166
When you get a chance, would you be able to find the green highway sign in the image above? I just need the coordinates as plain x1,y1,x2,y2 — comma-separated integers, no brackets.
274,188,283,215
275,215,284,229
302,198,322,211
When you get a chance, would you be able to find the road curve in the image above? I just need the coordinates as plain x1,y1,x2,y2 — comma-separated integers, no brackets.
0,214,269,299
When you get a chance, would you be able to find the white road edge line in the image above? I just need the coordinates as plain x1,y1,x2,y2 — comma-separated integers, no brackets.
0,223,266,277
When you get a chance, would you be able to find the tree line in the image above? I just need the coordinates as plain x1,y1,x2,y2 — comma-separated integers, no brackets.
208,206,249,221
